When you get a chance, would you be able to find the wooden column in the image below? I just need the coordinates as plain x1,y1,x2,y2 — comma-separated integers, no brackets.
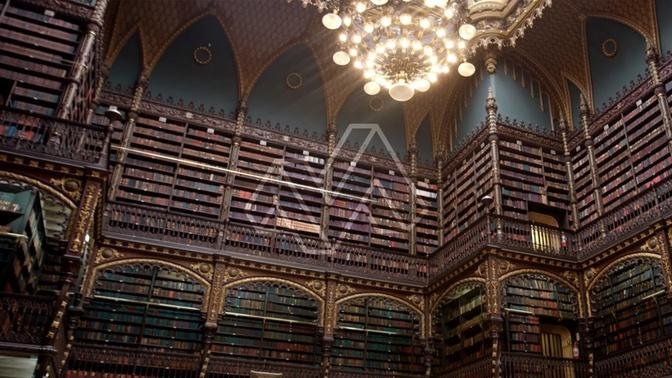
322,275,338,377
320,122,337,241
220,100,247,222
107,75,147,200
57,0,109,119
201,261,226,378
646,44,672,156
484,256,503,378
656,228,672,300
435,154,445,246
486,85,502,221
85,62,110,125
408,139,418,255
559,115,580,230
580,96,604,218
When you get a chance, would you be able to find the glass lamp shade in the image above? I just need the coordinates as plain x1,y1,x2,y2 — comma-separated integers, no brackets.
364,81,381,95
333,51,351,65
413,79,431,92
322,13,342,30
370,0,388,4
388,83,414,101
458,61,476,77
458,24,477,40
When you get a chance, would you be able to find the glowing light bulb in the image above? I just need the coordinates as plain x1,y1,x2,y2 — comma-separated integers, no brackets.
400,38,410,49
352,34,362,44
413,79,430,92
332,51,350,65
459,24,477,40
370,0,388,4
349,48,358,56
322,13,342,30
436,28,446,38
419,18,431,29
343,15,352,26
364,23,374,34
412,40,423,51
458,40,466,49
444,7,455,18
380,16,392,26
458,61,476,77
399,14,412,25
447,53,458,63
354,60,364,69
364,81,381,95
339,33,348,43
355,2,367,13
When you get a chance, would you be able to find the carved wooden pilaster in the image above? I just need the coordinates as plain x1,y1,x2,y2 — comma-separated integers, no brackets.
108,77,147,201
66,177,102,261
646,44,672,157
657,228,672,300
322,276,337,377
579,318,595,378
559,116,579,230
408,140,418,256
57,0,109,119
320,123,338,240
484,256,502,378
486,88,503,220
580,96,604,219
435,154,445,245
234,100,248,137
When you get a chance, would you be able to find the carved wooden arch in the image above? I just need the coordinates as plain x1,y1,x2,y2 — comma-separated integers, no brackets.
335,293,425,338
500,269,581,317
144,12,242,98
501,49,571,126
240,36,317,103
584,13,657,46
85,258,212,311
103,25,143,70
220,277,325,327
581,14,652,110
429,278,486,337
560,73,589,130
585,253,663,316
0,171,77,209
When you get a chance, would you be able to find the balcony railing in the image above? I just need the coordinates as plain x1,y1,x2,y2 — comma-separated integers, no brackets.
594,337,672,378
0,106,108,168
435,357,492,378
67,344,202,377
209,357,322,378
103,202,429,285
0,293,56,345
500,352,589,378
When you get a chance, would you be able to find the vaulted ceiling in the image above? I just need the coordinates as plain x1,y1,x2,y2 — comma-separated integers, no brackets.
100,0,660,151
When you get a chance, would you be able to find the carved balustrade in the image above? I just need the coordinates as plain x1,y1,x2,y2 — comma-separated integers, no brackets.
0,106,109,168
0,293,56,345
593,338,672,378
500,352,590,378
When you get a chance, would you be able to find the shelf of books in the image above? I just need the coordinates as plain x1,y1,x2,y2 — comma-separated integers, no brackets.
228,137,283,227
76,264,205,352
111,111,231,219
332,297,424,376
328,158,373,246
442,142,493,243
571,145,597,225
0,1,83,117
590,258,672,358
370,167,410,252
0,185,46,294
415,178,440,255
502,274,577,354
276,146,325,236
498,137,570,220
432,283,488,371
213,282,321,366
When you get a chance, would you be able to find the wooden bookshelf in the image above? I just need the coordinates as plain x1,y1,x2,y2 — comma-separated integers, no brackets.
443,141,493,243
214,282,321,365
502,274,577,354
370,167,410,252
332,297,424,375
415,178,440,255
0,184,46,294
77,264,205,352
432,282,488,371
498,137,570,220
590,258,672,358
0,1,84,117
329,158,373,246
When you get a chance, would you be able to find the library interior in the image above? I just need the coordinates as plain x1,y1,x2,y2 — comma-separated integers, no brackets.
1,0,672,377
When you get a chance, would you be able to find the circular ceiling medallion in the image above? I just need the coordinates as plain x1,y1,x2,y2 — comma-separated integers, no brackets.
369,97,384,112
601,38,618,58
286,72,303,90
193,45,213,65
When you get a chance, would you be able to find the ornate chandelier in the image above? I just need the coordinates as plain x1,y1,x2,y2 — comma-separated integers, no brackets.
293,0,477,101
